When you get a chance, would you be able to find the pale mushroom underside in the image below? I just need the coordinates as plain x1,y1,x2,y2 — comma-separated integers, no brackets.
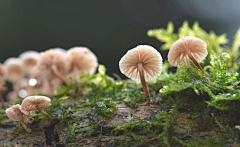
168,36,207,67
6,104,25,121
19,50,40,60
119,45,162,82
37,50,68,80
66,47,98,81
3,58,24,82
21,96,51,111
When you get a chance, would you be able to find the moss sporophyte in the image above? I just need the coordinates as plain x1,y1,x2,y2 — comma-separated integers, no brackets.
1,21,240,146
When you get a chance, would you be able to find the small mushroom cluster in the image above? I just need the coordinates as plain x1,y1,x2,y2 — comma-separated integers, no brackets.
5,95,51,133
0,47,98,107
119,37,207,105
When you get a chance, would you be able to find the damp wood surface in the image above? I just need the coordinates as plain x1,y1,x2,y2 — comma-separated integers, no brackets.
0,97,238,147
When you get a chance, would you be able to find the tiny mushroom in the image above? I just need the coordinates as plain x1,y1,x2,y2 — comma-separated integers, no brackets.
0,80,8,107
0,63,5,80
21,96,51,119
5,104,32,133
37,49,69,86
3,57,25,91
29,66,52,94
0,64,7,107
66,46,98,83
119,45,163,105
19,50,40,76
17,78,32,98
3,57,25,83
168,36,208,74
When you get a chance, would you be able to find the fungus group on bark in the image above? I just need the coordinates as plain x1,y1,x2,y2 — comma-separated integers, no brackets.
0,46,98,106
119,45,163,105
168,36,208,74
21,96,51,119
5,96,51,133
1,36,209,135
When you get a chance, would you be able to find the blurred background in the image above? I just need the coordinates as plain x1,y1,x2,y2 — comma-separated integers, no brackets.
0,0,240,79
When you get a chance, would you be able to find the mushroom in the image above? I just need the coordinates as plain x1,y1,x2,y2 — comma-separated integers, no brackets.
21,95,51,119
16,78,32,98
119,45,163,105
19,50,39,76
0,80,8,107
3,57,25,91
5,104,32,133
50,78,63,93
168,36,208,74
37,49,69,86
0,63,5,80
29,66,52,94
66,46,98,83
0,64,7,107
54,47,67,54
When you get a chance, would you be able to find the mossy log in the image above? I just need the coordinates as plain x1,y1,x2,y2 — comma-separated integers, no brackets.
1,96,239,147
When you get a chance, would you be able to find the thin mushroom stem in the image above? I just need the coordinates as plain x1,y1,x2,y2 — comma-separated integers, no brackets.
48,80,55,94
35,104,51,119
12,81,17,92
138,63,150,105
0,92,4,107
20,114,32,133
187,53,204,74
51,65,69,86
41,79,52,94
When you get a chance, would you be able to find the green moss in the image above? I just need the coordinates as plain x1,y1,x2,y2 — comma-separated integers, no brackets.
148,21,240,71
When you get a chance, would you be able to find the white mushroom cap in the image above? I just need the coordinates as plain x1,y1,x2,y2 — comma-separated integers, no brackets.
168,36,207,67
21,95,51,111
119,45,163,82
66,46,98,82
19,51,40,75
5,104,29,121
53,47,67,54
3,57,24,82
19,50,40,60
3,57,22,66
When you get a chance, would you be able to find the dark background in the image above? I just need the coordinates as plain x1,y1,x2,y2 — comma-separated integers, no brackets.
1,0,240,79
